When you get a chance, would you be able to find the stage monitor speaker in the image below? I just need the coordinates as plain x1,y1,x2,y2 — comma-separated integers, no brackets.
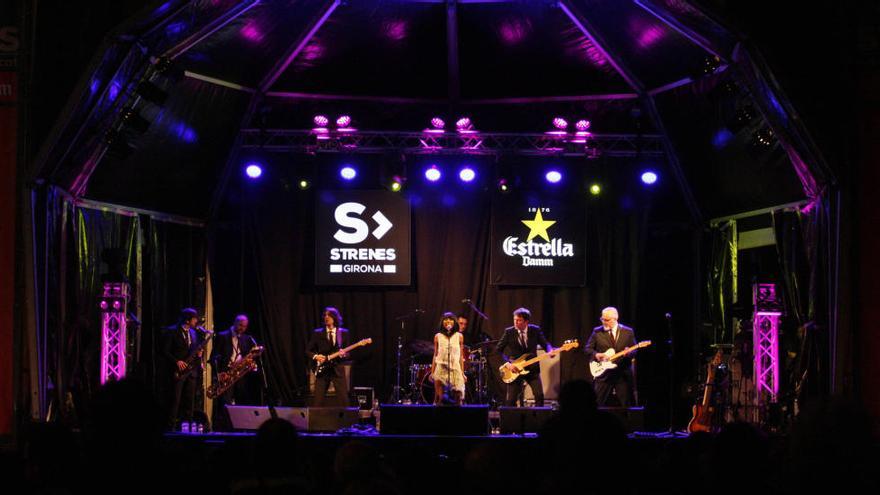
600,406,645,432
379,405,488,435
226,405,359,432
498,406,554,434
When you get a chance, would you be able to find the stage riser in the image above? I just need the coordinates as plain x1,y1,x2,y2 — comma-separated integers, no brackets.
379,405,489,435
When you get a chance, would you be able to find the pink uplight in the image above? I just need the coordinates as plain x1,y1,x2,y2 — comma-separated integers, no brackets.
497,17,531,45
575,120,591,131
552,117,568,130
382,20,408,41
240,22,265,42
313,115,329,127
336,115,352,127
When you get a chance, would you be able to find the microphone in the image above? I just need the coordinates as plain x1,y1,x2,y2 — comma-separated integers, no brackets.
462,298,472,304
665,313,672,320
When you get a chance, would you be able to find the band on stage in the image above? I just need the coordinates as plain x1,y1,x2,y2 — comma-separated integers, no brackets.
162,304,641,430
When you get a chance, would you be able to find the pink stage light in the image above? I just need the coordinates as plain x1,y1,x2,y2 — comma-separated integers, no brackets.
552,117,569,130
240,21,264,42
431,117,445,129
313,115,329,127
336,115,352,128
575,119,591,131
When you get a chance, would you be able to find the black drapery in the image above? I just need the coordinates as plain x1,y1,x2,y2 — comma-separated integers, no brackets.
209,179,660,407
27,185,206,425
772,199,834,406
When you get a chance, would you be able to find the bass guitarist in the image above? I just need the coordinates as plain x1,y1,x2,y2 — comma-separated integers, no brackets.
306,307,351,406
585,307,637,407
495,307,554,407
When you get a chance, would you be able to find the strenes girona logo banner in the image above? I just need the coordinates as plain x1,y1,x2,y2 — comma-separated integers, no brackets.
490,194,586,286
315,191,411,286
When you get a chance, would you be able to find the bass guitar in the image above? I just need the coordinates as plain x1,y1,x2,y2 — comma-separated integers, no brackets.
499,340,579,384
687,349,723,433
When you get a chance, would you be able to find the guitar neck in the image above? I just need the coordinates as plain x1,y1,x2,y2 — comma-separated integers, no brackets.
608,344,639,362
519,347,563,367
328,341,364,360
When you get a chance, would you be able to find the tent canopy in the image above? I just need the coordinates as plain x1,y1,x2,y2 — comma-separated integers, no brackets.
32,0,831,219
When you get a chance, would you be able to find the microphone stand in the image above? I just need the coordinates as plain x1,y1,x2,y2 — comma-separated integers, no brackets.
665,314,676,435
462,299,491,405
392,309,423,403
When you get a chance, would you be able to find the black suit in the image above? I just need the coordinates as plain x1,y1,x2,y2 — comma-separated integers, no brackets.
495,324,551,406
210,329,258,430
305,327,350,406
585,324,637,407
161,324,203,428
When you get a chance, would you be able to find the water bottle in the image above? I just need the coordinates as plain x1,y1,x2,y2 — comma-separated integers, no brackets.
181,421,190,433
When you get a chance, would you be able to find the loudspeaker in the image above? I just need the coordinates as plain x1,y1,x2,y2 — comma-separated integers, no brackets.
225,405,359,432
600,406,645,432
498,406,554,434
379,405,488,435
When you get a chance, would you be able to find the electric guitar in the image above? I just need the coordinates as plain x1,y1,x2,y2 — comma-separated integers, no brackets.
687,349,723,433
314,338,372,375
499,340,579,384
588,341,652,378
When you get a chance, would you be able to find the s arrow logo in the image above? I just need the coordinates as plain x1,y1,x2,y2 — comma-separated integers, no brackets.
333,202,394,244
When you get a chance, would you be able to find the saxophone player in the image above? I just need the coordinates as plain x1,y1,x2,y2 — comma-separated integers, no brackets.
161,308,207,430
210,315,258,429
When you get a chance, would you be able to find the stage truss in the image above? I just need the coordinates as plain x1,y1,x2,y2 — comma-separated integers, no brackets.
99,282,130,384
238,129,667,158
753,283,781,403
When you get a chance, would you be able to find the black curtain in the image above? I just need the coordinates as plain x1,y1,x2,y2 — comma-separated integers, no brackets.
209,179,660,407
29,186,206,425
773,201,832,406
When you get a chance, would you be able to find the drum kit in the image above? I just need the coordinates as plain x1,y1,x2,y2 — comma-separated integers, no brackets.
404,339,495,404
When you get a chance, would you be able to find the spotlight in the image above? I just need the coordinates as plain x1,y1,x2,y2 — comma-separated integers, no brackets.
752,127,775,149
641,171,658,185
575,119,591,132
245,163,263,179
545,170,562,184
497,178,510,193
120,107,151,133
340,166,357,180
589,183,602,195
298,179,311,190
431,117,445,129
313,115,329,127
552,117,568,130
336,115,352,128
425,165,442,182
456,117,474,132
390,178,403,192
458,167,476,183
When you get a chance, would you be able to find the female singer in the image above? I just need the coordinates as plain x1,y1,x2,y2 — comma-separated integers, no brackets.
431,312,466,405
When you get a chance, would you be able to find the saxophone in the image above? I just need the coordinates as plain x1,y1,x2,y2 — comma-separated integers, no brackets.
174,330,214,381
208,345,264,399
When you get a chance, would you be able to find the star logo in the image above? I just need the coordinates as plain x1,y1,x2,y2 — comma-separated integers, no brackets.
521,209,556,242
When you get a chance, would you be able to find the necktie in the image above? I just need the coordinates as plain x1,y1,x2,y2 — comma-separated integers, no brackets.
328,330,335,345
231,335,240,363
183,328,191,347
519,330,527,348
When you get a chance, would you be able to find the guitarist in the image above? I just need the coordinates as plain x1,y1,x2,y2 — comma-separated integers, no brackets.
306,307,350,406
495,308,554,407
161,307,206,430
585,307,637,407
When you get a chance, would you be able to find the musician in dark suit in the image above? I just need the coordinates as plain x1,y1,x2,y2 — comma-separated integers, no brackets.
305,307,350,406
495,307,554,407
584,307,637,407
161,308,205,429
210,314,258,429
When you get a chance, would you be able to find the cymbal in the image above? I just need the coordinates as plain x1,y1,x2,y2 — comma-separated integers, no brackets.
407,339,434,356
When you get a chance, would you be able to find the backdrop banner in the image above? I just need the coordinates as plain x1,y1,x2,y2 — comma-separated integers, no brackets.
315,190,412,286
491,193,586,286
